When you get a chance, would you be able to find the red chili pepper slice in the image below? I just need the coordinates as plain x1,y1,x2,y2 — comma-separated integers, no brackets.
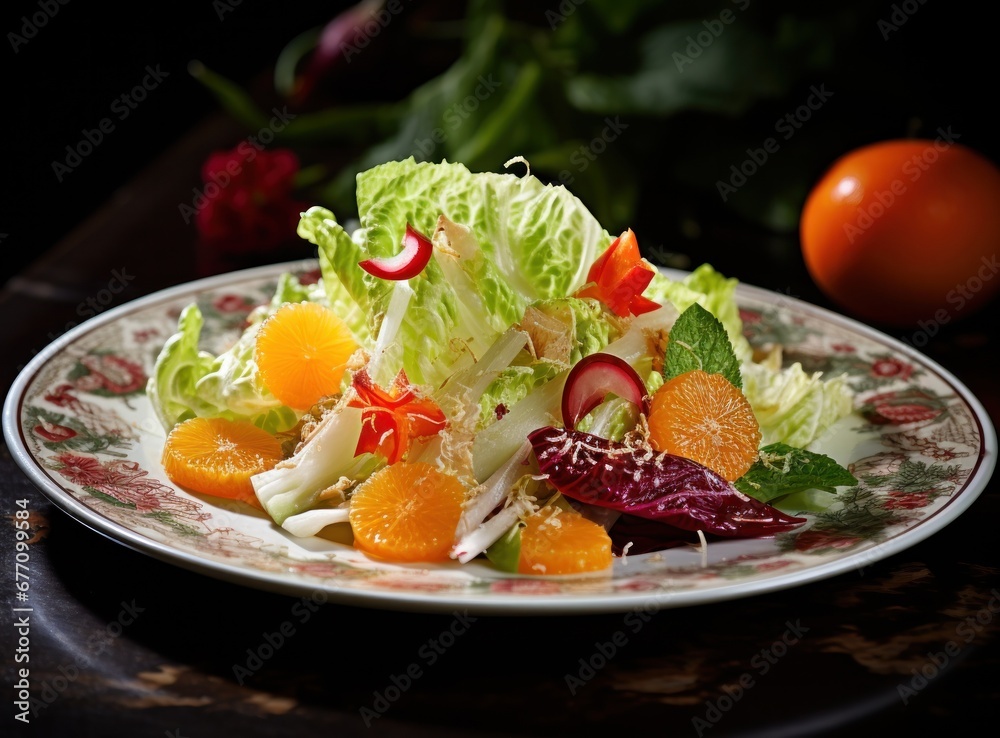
576,229,659,317
349,368,447,462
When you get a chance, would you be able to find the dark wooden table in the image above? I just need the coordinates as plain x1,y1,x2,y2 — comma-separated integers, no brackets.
2,114,998,738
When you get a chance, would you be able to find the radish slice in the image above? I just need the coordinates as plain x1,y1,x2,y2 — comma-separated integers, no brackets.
358,223,433,280
561,353,648,430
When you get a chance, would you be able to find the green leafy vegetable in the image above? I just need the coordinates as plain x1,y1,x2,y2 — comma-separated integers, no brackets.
477,360,563,431
354,157,610,300
645,264,751,363
146,305,298,434
663,303,742,388
735,442,857,504
307,157,614,387
742,349,853,447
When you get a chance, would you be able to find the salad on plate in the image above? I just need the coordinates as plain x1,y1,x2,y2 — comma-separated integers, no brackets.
147,157,857,576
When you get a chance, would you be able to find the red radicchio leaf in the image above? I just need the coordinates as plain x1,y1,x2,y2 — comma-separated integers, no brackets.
528,426,805,538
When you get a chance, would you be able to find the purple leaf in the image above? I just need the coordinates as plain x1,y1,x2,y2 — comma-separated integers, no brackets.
528,426,805,538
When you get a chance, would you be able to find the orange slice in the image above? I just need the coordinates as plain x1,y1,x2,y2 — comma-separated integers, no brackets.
162,417,283,506
255,301,357,410
348,462,466,562
647,369,761,481
518,506,612,575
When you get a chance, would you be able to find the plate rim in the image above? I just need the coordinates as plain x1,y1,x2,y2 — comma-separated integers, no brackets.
4,260,996,615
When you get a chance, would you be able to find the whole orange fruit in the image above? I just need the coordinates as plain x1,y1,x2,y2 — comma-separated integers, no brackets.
800,138,1000,326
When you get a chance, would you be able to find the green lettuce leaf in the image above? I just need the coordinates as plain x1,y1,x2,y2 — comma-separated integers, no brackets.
308,158,615,387
742,350,853,447
354,157,611,300
477,359,564,431
296,206,377,345
147,305,298,433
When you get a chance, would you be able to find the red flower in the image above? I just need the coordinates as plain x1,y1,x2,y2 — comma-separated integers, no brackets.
756,560,794,572
52,453,163,512
883,491,931,510
870,357,913,380
75,355,145,395
794,529,863,554
860,388,946,426
489,579,562,595
831,342,855,353
213,294,253,313
873,402,942,424
195,147,309,274
53,452,109,488
739,309,762,325
33,421,77,442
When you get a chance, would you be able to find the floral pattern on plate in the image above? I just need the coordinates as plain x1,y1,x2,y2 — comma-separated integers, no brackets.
5,263,993,613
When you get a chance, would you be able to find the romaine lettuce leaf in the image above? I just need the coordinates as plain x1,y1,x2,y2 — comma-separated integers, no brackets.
477,359,563,430
306,158,615,387
296,206,378,345
354,157,611,300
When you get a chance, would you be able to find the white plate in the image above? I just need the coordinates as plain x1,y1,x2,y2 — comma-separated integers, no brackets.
4,261,995,614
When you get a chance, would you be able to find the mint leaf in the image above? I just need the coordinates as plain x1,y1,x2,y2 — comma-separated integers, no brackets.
735,443,857,504
664,303,742,388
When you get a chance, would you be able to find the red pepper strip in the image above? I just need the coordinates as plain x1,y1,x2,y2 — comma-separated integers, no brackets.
576,229,659,317
352,368,416,410
356,407,405,464
349,369,447,462
358,223,433,280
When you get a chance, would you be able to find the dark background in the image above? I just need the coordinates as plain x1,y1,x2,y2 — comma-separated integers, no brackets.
3,0,999,290
3,0,354,283
2,4,999,737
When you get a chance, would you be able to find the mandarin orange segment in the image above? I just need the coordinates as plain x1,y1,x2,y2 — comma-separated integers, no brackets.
647,369,761,481
162,417,283,506
348,462,466,562
518,506,612,575
254,301,358,410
